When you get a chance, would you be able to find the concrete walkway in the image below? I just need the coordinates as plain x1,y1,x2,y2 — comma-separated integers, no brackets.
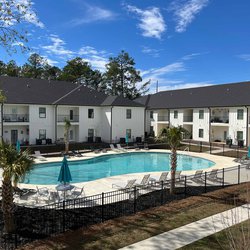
120,204,250,250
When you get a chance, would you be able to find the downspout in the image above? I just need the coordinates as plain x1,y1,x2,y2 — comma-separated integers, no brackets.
168,109,170,127
110,106,113,143
55,105,58,143
144,107,146,139
208,107,211,143
246,106,249,147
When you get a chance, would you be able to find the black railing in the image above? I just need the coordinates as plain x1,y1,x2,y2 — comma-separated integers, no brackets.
3,114,29,122
183,115,193,122
210,116,229,123
57,115,79,122
0,164,248,249
157,115,169,121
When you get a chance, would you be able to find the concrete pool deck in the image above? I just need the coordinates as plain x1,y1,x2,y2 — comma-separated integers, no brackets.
15,149,237,198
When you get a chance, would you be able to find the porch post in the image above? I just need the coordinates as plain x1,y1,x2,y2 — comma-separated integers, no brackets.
208,107,211,143
55,105,57,143
246,106,249,147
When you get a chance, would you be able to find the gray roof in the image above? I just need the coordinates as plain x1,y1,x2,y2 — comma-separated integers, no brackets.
0,76,144,107
135,81,250,109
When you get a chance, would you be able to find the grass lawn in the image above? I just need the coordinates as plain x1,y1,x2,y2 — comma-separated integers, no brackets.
19,183,250,250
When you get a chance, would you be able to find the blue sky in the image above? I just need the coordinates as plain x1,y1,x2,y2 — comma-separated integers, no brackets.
1,0,250,93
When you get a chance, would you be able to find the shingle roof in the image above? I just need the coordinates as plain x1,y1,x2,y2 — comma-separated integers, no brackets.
135,81,250,109
0,76,144,107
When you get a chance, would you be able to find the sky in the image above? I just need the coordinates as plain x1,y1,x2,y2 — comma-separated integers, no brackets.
1,0,250,93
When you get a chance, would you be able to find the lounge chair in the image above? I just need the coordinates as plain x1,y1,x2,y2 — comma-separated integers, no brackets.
36,186,49,200
154,172,169,185
133,143,140,150
72,150,83,157
110,144,120,152
101,148,107,153
112,179,136,190
117,144,127,152
206,169,223,182
190,170,204,183
34,151,47,161
135,174,150,187
144,143,149,150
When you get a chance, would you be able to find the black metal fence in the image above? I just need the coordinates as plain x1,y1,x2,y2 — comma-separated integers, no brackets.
181,140,248,159
0,163,248,249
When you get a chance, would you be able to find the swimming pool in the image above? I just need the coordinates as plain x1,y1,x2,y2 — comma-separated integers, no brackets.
22,152,215,185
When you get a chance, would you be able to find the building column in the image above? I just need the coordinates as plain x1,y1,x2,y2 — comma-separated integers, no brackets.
110,106,113,143
54,105,57,143
246,106,249,147
208,107,211,142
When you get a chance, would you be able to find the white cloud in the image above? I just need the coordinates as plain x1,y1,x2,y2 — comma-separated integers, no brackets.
170,0,209,33
41,35,75,58
125,5,166,39
141,46,161,57
1,0,44,28
238,54,250,61
69,4,117,26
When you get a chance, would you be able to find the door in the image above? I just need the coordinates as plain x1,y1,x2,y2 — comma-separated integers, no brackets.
11,130,18,145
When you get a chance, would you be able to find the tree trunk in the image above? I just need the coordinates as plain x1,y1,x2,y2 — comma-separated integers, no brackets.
2,177,15,233
170,148,177,194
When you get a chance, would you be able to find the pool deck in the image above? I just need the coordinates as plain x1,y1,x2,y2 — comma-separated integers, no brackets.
16,149,236,197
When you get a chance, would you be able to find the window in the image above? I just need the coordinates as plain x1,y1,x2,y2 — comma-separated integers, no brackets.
88,109,94,119
150,111,153,119
237,131,243,140
126,129,131,139
39,129,46,139
88,129,94,138
174,110,178,119
237,109,244,120
198,129,204,138
126,109,132,119
39,107,46,118
199,110,204,119
70,110,73,120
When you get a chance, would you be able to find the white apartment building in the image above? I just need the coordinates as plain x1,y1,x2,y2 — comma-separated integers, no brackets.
136,82,250,147
0,76,145,145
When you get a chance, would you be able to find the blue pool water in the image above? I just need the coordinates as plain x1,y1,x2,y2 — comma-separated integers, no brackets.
22,152,215,185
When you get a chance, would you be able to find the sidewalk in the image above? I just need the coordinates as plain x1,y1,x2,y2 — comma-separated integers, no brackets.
120,204,250,250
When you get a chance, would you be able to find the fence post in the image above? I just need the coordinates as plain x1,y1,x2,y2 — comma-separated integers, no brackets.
200,141,202,153
222,168,225,188
101,192,104,222
237,147,239,159
204,172,207,193
133,186,137,214
209,143,212,154
222,144,224,156
184,176,187,197
161,180,164,205
63,200,65,233
189,140,191,151
238,165,241,184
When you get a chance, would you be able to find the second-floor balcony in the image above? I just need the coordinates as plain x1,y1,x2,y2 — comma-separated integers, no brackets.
210,116,229,123
3,114,29,122
157,115,169,122
57,115,79,122
183,115,193,122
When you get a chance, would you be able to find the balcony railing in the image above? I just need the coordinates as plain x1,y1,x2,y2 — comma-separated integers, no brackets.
183,115,193,122
157,115,169,122
3,114,29,122
57,115,79,122
210,116,229,123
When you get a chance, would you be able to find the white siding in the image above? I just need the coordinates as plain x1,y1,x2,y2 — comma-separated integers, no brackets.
170,109,183,127
112,107,145,143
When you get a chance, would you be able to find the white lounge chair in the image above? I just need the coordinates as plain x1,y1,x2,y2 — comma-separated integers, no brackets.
112,179,136,190
34,151,47,161
154,172,169,185
206,169,223,182
70,186,84,199
117,144,127,152
135,174,150,187
110,144,120,152
190,170,204,183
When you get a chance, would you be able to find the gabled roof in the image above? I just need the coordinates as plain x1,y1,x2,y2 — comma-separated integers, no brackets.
0,76,144,107
135,81,250,109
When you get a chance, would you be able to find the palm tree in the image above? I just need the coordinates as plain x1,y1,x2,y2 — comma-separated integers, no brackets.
0,142,33,233
159,126,187,194
64,118,71,154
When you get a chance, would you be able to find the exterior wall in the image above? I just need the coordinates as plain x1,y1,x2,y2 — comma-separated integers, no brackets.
170,109,183,127
78,106,102,142
2,125,29,144
192,108,210,142
29,105,55,145
100,107,111,142
112,106,145,143
228,107,247,145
